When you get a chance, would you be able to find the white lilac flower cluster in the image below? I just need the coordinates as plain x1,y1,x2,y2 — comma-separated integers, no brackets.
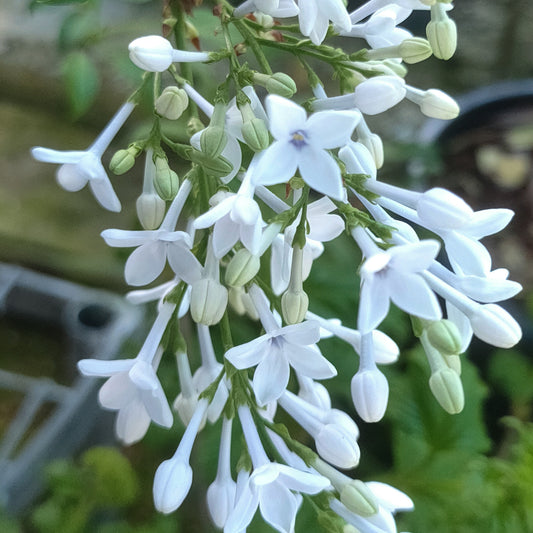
31,1,522,532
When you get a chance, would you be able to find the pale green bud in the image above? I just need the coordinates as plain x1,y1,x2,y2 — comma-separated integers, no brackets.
241,118,270,152
427,18,457,60
281,288,309,325
154,157,179,200
426,319,462,355
344,526,361,533
360,133,384,169
420,89,459,120
399,37,433,64
429,367,464,414
189,150,234,179
253,11,274,28
225,249,260,287
381,59,408,78
200,126,228,159
110,145,141,175
155,86,189,120
340,480,379,517
265,73,297,97
136,192,166,230
190,278,228,326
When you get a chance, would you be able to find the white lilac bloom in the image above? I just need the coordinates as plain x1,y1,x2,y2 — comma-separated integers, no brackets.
254,95,360,200
270,196,344,294
233,0,299,18
224,405,330,533
352,226,442,334
128,35,210,72
298,0,352,45
31,102,135,212
225,285,337,405
341,5,413,49
101,179,203,286
193,157,264,258
77,303,175,444
153,399,209,513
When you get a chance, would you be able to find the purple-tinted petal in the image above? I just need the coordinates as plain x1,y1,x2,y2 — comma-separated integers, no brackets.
266,95,307,140
306,110,360,149
281,320,321,345
254,141,299,186
167,243,203,284
225,336,270,369
213,215,239,258
286,345,337,379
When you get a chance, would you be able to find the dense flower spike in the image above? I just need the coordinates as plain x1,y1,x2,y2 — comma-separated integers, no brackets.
29,2,523,532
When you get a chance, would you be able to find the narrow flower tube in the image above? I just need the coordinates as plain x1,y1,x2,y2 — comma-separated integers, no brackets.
153,399,209,513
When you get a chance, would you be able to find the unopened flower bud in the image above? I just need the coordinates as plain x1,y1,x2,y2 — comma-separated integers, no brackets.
200,126,228,158
154,157,179,200
281,288,309,325
429,367,464,414
344,526,361,533
360,132,384,168
190,278,228,326
241,118,270,152
351,368,389,423
316,423,360,469
266,72,297,97
228,286,259,320
470,303,522,348
426,319,463,355
173,393,200,427
136,192,166,230
153,457,193,513
189,150,234,178
427,4,457,60
340,480,379,517
155,86,189,120
206,476,236,528
399,37,433,64
110,149,136,175
420,89,459,119
129,35,174,72
225,249,260,287
354,76,406,115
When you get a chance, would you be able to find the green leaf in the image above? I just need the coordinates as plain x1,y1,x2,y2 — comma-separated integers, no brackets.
59,10,100,51
488,349,533,403
61,51,99,119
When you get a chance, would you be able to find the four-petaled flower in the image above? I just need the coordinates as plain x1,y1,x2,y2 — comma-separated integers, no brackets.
254,95,360,200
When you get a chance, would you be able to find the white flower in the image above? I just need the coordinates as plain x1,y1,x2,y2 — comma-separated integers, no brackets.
128,35,210,72
225,286,336,405
354,75,407,115
271,196,344,294
255,95,360,200
341,5,413,48
353,227,442,333
31,102,135,212
193,162,263,258
298,0,352,45
101,180,202,286
225,405,330,533
77,303,176,444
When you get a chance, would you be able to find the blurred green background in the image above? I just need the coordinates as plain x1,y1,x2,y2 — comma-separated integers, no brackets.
1,0,533,531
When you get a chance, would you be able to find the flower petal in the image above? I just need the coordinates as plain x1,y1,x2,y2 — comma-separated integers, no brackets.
31,147,86,164
167,243,203,284
357,275,391,334
115,400,151,444
388,240,440,273
286,345,337,379
213,215,239,258
298,147,344,200
298,0,318,37
125,240,167,286
225,335,270,369
387,271,442,320
281,320,321,345
266,95,307,140
89,176,121,212
253,351,290,405
276,464,330,494
98,373,135,409
306,110,360,149
258,481,299,533
254,141,299,186
78,358,135,376
101,229,157,247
